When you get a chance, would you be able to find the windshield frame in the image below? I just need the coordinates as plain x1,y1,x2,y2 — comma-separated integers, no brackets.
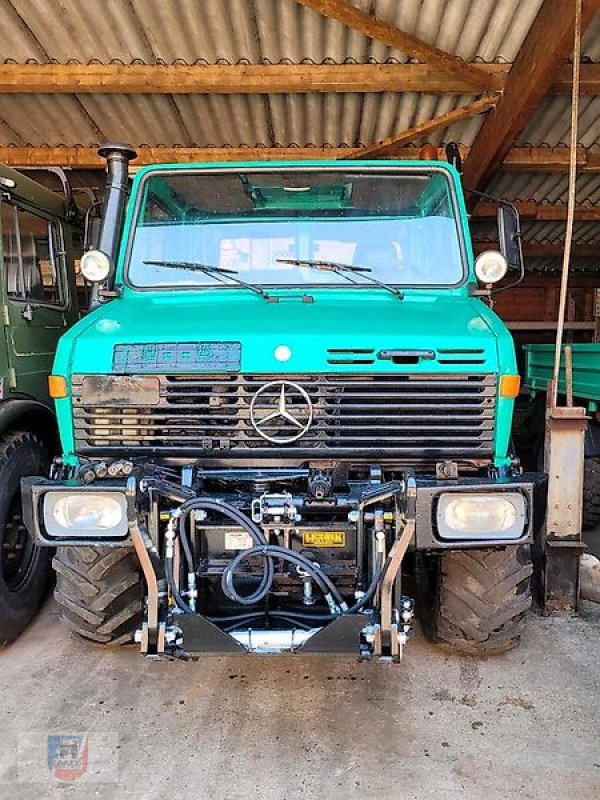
121,163,471,293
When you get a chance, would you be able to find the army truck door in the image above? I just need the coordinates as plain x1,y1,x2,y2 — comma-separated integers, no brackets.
0,197,73,402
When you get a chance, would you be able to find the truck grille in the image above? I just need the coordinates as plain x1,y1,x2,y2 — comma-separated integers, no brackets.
72,373,496,461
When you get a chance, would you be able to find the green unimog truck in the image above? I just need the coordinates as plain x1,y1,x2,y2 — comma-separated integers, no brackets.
0,163,81,643
22,146,544,661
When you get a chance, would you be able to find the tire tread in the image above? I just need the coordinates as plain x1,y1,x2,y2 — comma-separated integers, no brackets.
583,457,600,531
53,546,143,645
434,546,532,655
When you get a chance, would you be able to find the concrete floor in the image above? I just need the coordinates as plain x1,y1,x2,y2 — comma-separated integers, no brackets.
0,598,598,800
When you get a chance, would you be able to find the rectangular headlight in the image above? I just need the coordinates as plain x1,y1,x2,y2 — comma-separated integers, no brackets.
43,492,128,539
436,492,526,541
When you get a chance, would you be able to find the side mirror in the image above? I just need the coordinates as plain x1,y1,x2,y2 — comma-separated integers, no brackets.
497,203,523,272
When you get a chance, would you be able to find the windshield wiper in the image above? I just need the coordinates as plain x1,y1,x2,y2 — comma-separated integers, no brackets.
144,260,272,301
276,258,404,300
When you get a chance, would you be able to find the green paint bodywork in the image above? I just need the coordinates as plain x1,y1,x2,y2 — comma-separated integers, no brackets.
52,160,518,469
524,342,600,408
0,163,79,411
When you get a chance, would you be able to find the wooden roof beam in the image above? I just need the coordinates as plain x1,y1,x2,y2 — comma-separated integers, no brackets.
472,202,600,222
474,242,600,258
350,95,499,159
293,0,501,92
462,0,600,197
1,145,598,171
0,63,597,95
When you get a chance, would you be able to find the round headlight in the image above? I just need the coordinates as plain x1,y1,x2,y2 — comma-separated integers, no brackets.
81,249,111,282
474,250,508,285
52,494,123,531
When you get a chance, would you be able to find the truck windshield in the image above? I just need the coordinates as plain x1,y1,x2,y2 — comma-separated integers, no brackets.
127,168,465,289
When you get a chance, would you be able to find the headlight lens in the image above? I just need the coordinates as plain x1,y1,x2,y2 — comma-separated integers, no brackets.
44,492,127,539
80,249,111,282
437,492,526,541
474,250,508,284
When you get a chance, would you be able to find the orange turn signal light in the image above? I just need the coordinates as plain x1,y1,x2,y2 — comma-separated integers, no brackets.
499,375,521,398
48,375,68,399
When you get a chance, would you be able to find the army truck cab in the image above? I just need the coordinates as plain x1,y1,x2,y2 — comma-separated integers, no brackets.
0,164,80,643
23,146,543,660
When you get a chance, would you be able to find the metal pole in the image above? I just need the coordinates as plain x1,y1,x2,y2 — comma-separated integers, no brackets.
551,0,582,407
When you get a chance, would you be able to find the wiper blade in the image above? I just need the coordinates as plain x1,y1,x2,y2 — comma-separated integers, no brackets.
276,258,403,300
144,260,272,301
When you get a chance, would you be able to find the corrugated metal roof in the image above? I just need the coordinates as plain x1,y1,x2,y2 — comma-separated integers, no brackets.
1,0,547,65
487,170,600,206
517,257,598,274
518,95,600,150
472,219,600,245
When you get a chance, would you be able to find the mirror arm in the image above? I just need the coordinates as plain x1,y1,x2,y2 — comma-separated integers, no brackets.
465,186,525,296
490,255,525,295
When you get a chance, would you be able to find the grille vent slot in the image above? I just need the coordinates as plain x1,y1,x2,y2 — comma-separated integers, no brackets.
436,349,486,365
326,348,376,365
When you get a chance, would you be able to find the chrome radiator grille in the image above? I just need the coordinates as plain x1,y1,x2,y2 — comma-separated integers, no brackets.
72,373,496,460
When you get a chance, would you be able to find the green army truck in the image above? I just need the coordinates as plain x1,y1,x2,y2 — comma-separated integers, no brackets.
0,164,80,643
22,146,545,661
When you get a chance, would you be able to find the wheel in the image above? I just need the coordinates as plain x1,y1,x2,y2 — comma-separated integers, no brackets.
53,546,144,644
0,431,50,646
583,457,600,531
426,546,533,656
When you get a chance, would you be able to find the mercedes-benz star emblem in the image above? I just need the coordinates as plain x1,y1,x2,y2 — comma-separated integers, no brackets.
250,381,313,444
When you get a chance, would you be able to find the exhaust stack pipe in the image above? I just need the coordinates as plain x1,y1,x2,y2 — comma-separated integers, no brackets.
97,143,137,267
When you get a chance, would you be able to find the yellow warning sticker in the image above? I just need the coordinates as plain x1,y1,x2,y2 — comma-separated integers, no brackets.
302,530,346,548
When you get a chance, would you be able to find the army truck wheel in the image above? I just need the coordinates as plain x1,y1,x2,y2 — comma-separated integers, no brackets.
583,457,600,531
53,547,144,644
429,546,533,656
0,431,50,646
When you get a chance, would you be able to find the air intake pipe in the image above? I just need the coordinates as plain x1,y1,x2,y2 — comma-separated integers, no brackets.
91,143,136,305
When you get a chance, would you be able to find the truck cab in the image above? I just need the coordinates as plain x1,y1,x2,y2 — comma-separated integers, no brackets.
0,163,80,643
23,150,543,660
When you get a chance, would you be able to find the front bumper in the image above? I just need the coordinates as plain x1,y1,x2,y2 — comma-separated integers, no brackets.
22,472,545,550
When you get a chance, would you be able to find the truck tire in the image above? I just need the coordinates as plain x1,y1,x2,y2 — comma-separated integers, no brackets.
583,457,600,531
0,431,50,645
53,547,143,644
432,546,533,656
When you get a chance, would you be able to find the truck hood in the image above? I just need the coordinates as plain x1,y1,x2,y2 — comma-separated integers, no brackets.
60,290,511,376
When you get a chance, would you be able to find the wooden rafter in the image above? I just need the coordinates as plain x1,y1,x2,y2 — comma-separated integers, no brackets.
473,242,600,258
472,202,600,222
2,146,600,171
0,63,597,95
293,0,501,92
350,95,499,159
462,0,600,196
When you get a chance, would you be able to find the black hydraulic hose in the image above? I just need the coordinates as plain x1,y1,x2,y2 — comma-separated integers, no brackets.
172,498,345,610
344,552,386,614
177,498,275,601
165,554,192,613
258,545,345,606
222,545,345,608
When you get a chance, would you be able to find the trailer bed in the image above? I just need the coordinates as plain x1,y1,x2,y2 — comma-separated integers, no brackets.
524,343,600,404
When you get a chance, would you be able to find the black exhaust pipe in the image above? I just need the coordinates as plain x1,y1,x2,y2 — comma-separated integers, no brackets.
91,144,136,306
97,143,137,265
